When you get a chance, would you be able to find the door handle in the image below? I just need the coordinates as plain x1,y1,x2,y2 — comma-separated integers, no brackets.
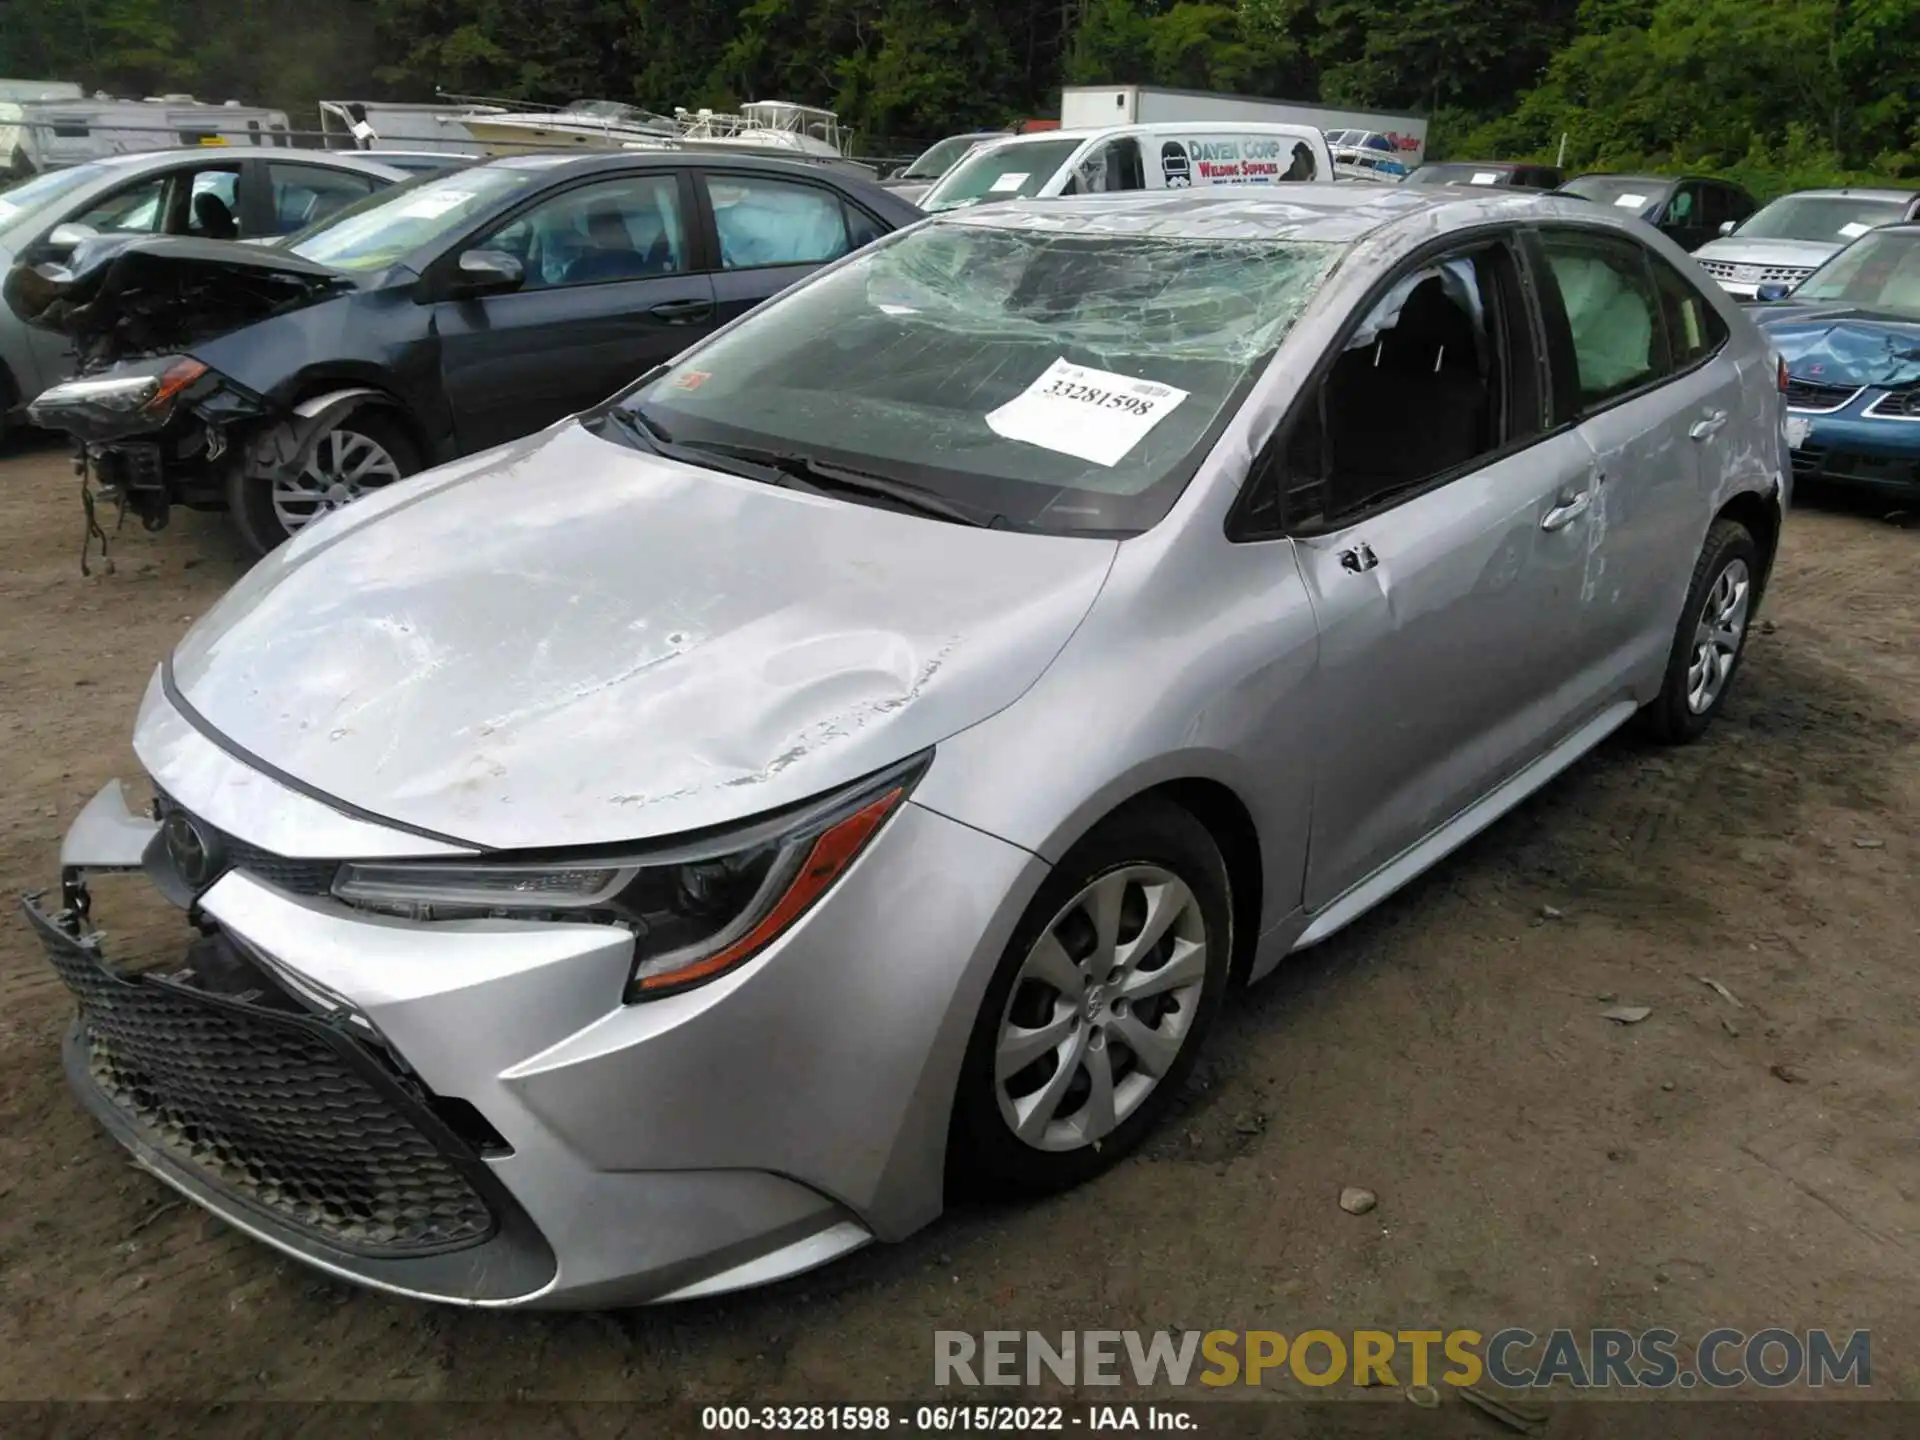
1689,409,1728,441
648,298,715,324
1339,542,1378,574
1540,490,1592,531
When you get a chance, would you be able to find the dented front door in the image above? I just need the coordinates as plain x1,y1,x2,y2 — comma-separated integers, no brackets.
1293,428,1603,910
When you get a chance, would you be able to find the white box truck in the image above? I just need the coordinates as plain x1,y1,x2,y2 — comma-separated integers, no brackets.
1061,85,1427,166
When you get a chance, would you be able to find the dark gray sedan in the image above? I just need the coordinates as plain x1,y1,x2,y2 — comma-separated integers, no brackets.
0,148,408,436
15,151,923,554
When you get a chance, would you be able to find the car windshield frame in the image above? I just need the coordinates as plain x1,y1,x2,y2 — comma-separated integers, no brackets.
604,215,1346,538
921,139,1085,212
286,164,545,271
1559,175,1667,212
1734,194,1907,244
900,133,996,181
0,162,112,243
1790,229,1920,316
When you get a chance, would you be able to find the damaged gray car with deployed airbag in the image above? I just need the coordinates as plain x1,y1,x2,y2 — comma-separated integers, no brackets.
30,188,1787,1307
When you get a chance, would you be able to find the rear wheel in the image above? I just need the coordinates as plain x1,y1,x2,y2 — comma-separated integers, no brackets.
1642,518,1758,743
228,408,420,557
948,797,1232,1198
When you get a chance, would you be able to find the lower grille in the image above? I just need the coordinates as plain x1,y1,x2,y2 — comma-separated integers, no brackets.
38,914,497,1257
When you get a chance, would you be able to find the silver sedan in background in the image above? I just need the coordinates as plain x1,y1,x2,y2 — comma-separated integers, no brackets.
33,186,1788,1307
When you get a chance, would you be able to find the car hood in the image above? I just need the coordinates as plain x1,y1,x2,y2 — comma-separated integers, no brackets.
3,235,350,367
168,422,1118,851
1692,236,1841,269
1756,305,1920,388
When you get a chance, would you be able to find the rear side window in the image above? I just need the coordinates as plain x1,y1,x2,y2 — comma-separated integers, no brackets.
1650,255,1729,368
1535,229,1667,411
707,174,850,269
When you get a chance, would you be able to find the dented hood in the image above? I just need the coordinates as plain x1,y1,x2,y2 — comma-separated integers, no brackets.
1758,306,1920,389
4,235,350,365
168,422,1117,850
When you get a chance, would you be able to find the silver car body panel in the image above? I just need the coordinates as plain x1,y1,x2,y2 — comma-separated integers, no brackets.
168,422,1119,850
54,186,1787,1305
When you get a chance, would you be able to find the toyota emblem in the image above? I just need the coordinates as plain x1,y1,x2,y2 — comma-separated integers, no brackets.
162,811,218,889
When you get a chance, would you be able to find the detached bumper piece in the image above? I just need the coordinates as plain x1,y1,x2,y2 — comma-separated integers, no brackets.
23,897,556,1302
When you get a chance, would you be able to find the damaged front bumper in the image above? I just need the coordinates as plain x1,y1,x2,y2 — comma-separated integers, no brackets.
32,775,1037,1306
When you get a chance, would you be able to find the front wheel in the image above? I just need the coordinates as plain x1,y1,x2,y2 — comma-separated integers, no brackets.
948,797,1232,1199
228,407,420,557
1642,518,1759,743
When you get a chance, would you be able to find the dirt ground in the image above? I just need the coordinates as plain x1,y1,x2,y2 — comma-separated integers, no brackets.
1,432,1917,1422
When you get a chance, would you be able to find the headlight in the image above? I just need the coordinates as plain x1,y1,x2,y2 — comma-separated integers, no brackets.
332,752,928,1000
29,355,209,434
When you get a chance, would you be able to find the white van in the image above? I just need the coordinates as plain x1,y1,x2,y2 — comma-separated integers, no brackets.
918,121,1336,212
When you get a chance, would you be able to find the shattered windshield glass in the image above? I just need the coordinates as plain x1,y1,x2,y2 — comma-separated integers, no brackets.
1794,230,1920,317
618,215,1344,535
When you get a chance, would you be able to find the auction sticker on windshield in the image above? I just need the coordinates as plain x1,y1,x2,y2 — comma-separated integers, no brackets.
1614,193,1649,208
398,189,474,218
986,358,1189,467
989,172,1030,193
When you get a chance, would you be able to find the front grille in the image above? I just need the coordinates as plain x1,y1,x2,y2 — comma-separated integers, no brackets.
1785,378,1862,413
1700,260,1814,283
152,789,338,898
42,922,498,1257
1866,388,1920,419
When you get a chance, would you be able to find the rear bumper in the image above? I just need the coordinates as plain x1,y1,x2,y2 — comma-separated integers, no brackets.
39,771,1044,1307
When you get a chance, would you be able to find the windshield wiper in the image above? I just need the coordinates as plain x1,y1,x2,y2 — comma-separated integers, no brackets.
677,440,1002,528
594,410,1002,528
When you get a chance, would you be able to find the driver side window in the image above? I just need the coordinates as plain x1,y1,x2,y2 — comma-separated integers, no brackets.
477,174,687,290
1241,240,1539,536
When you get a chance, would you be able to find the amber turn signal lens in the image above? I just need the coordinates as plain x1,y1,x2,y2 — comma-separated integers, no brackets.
145,357,209,412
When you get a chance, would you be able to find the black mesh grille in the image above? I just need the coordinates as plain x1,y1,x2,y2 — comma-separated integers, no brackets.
42,927,497,1256
1784,377,1859,412
221,835,340,897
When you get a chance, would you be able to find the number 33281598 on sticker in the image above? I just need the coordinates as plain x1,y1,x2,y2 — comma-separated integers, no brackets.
987,357,1190,467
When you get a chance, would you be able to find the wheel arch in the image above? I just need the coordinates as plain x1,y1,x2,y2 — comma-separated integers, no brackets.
1030,774,1268,988
284,373,431,458
1714,486,1782,609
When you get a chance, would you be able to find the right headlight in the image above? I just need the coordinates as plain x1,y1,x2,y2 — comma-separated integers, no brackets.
332,752,928,1001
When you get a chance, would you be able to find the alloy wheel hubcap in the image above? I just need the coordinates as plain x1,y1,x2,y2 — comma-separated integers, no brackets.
993,865,1208,1153
271,427,404,536
1686,557,1751,714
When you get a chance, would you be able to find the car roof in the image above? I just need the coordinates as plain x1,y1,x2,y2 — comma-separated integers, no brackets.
1768,187,1917,201
446,149,922,221
935,185,1602,246
970,121,1329,150
55,147,405,180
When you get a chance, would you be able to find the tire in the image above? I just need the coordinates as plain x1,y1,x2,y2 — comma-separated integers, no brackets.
948,796,1233,1199
228,406,421,558
1641,518,1759,744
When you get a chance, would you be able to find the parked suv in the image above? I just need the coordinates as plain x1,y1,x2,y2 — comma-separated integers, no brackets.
1692,187,1920,298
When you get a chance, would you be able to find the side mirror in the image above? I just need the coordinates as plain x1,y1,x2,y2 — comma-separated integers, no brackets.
44,221,99,254
452,248,523,295
1718,219,1737,236
1755,281,1792,303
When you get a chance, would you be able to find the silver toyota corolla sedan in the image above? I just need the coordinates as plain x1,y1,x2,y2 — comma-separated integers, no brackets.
30,186,1789,1308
